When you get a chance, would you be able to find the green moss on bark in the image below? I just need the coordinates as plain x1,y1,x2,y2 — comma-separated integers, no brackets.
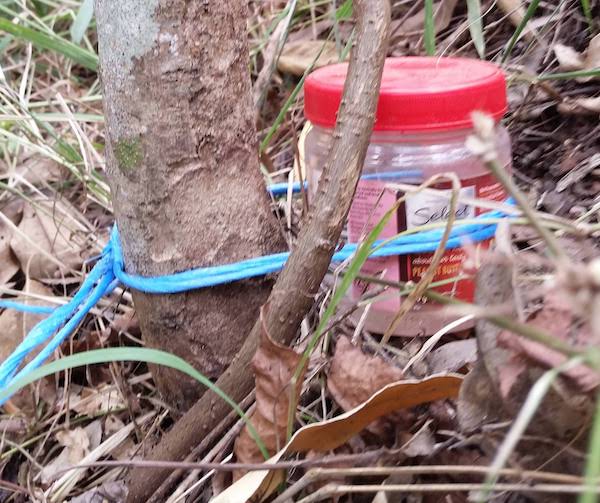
114,137,142,173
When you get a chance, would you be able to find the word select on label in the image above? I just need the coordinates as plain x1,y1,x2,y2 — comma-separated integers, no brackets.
347,174,505,314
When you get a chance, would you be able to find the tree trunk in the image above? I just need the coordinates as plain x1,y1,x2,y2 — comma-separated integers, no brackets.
124,0,391,499
95,0,284,411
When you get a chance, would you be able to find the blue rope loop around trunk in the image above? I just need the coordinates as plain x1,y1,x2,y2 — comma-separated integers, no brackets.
0,178,514,402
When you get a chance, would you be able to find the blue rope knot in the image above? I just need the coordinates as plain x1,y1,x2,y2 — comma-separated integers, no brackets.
0,180,513,402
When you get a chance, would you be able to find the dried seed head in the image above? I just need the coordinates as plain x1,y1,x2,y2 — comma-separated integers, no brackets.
465,111,498,162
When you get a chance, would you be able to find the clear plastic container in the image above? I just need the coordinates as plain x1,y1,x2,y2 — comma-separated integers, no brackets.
303,57,512,336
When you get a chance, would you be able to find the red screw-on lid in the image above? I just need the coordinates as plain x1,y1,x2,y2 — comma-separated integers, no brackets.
304,57,507,132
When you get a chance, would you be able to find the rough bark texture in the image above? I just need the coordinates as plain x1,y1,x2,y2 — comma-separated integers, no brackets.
125,1,391,501
95,1,284,410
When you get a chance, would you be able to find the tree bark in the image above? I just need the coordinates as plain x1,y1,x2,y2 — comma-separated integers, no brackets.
95,0,284,411
125,0,391,501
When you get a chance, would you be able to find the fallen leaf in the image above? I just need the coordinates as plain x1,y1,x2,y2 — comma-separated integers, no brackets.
585,34,600,71
554,43,585,71
399,421,436,458
214,374,463,503
327,337,407,434
328,337,404,412
558,96,600,117
556,153,600,193
391,0,459,35
0,199,23,285
70,386,125,416
499,291,600,392
497,0,535,40
40,427,90,484
0,220,19,286
233,308,308,475
16,156,64,186
457,362,505,432
277,40,342,76
9,199,82,279
69,481,127,503
554,34,600,81
85,420,103,451
428,338,478,373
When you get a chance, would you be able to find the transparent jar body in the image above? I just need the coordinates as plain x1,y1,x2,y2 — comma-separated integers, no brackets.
304,124,512,336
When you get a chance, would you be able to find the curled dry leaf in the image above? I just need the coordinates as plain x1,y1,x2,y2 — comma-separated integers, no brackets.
0,199,24,285
40,427,91,484
277,40,342,77
0,219,19,286
554,43,585,71
499,291,600,392
554,34,600,81
558,96,600,117
233,308,308,473
10,200,82,279
215,375,463,503
428,338,478,374
69,385,126,416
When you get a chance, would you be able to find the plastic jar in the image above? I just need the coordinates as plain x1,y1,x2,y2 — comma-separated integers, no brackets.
303,57,512,337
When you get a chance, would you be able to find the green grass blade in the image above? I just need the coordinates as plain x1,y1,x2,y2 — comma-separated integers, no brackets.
260,35,332,152
295,198,401,378
423,0,435,56
70,0,94,44
336,0,353,21
580,0,593,32
466,0,485,58
501,0,540,64
0,17,98,71
538,68,600,81
0,347,268,459
424,0,435,56
579,390,600,503
477,358,584,502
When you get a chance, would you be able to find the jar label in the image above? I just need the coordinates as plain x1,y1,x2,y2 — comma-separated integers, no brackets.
347,173,505,315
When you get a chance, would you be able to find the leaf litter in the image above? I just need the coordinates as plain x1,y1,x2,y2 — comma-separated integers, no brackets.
0,0,599,501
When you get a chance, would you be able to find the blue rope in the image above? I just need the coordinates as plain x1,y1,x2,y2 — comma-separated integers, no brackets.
0,178,513,403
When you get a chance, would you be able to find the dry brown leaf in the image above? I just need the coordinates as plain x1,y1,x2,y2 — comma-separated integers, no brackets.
40,427,90,484
554,34,600,81
428,338,477,374
558,96,600,116
585,34,600,71
214,374,463,503
10,200,82,279
554,43,586,71
69,481,127,503
0,199,24,286
16,156,64,186
328,337,404,412
69,386,125,416
497,0,533,39
233,309,308,473
391,0,458,35
499,291,600,392
277,40,341,76
0,219,19,285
